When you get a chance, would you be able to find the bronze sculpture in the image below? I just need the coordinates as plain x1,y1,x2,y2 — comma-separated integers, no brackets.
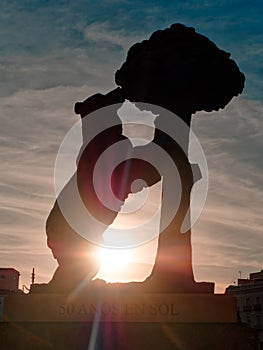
40,23,245,294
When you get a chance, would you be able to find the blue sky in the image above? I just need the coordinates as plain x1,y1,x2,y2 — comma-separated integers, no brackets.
1,0,263,98
0,0,262,292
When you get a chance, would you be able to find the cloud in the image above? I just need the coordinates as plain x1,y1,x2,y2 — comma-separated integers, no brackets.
0,82,262,292
0,0,262,292
83,22,139,50
190,97,263,292
0,85,89,287
1,1,262,101
0,48,120,97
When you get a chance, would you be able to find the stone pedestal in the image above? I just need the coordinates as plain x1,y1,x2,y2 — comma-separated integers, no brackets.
1,293,258,349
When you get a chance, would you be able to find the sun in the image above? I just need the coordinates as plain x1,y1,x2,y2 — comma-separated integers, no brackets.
98,248,132,274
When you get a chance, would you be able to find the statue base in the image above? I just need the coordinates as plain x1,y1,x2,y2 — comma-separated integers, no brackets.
1,292,258,349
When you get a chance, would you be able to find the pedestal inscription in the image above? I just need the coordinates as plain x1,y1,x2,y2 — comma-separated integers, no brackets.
3,293,237,323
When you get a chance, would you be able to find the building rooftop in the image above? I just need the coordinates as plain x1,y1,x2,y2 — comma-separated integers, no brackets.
226,269,263,293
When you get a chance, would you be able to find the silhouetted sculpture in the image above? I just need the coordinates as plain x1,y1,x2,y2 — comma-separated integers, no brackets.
43,23,244,294
46,90,130,292
113,23,245,292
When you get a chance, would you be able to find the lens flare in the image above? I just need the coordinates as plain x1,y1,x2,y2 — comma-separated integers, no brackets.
98,248,132,273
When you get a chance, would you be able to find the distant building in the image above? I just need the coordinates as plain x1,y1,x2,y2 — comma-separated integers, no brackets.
0,268,20,294
226,269,263,349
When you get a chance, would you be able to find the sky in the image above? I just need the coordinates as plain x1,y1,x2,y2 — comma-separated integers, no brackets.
0,0,262,293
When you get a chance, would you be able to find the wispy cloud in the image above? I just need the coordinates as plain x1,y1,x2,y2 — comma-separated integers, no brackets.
0,49,119,97
0,86,262,292
191,97,263,292
0,0,262,292
83,22,140,51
